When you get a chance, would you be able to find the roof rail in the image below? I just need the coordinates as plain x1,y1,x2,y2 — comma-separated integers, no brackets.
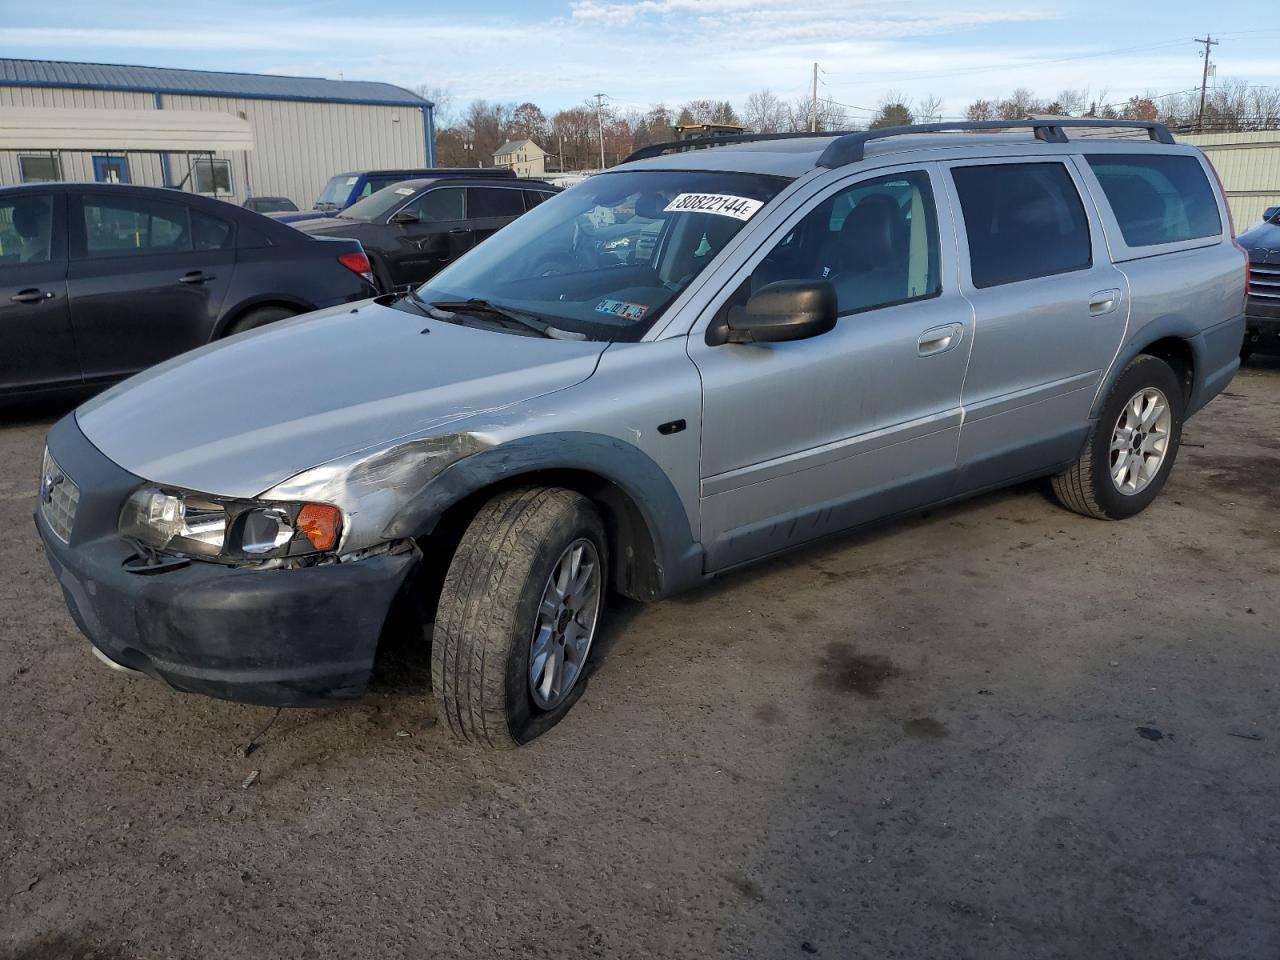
815,119,1176,167
622,119,1175,168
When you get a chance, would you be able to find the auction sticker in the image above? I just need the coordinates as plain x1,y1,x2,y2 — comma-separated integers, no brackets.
663,193,763,221
394,187,415,196
595,298,649,321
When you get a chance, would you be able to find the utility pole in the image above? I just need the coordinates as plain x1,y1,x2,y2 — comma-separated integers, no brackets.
593,93,607,169
1195,35,1218,132
810,62,818,133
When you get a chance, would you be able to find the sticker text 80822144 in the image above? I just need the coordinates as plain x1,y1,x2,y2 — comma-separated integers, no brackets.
663,193,764,222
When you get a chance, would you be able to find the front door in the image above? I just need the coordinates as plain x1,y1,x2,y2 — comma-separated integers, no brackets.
67,192,235,384
941,158,1129,489
0,191,78,394
688,165,973,570
385,186,470,286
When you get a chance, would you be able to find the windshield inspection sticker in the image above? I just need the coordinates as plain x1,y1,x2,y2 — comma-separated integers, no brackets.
663,193,763,221
394,187,415,196
345,177,359,185
595,298,649,321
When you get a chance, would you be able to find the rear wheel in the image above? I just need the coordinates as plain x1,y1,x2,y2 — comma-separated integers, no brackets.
1051,354,1184,520
431,487,607,747
225,305,297,336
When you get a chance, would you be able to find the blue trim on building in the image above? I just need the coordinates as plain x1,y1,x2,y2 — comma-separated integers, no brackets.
153,92,172,187
3,76,430,108
422,105,436,166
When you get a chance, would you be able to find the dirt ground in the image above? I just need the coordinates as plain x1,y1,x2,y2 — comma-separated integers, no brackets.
2,360,1278,960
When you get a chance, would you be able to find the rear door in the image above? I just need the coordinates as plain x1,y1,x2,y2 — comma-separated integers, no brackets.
0,191,78,394
942,159,1128,488
467,186,527,246
382,185,469,286
67,192,236,383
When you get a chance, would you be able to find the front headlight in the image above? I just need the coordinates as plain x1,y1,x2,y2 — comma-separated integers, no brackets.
119,487,343,561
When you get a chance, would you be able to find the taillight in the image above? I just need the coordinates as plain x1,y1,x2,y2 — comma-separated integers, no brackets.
337,251,375,289
1203,153,1249,310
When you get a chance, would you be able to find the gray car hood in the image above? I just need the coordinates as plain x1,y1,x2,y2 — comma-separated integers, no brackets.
76,301,605,498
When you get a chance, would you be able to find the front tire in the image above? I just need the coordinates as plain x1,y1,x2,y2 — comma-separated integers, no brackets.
224,305,297,336
1051,354,1184,520
432,488,607,747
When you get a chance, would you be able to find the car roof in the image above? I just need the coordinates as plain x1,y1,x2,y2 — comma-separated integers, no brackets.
385,177,556,191
616,121,1199,178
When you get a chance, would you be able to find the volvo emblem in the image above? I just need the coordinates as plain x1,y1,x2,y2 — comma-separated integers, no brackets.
39,472,63,504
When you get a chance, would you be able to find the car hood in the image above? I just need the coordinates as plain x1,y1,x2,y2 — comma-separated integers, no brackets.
271,209,339,224
76,301,606,498
1238,219,1280,261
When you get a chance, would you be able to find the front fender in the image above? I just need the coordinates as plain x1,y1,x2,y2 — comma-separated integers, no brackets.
382,431,704,599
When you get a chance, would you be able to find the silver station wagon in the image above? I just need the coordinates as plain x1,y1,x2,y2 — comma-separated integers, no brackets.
37,119,1247,747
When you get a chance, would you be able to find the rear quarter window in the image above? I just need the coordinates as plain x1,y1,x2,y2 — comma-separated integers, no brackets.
1087,154,1221,247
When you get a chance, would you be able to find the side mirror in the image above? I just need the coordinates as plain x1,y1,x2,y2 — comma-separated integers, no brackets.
390,211,420,225
706,280,838,347
1265,206,1280,224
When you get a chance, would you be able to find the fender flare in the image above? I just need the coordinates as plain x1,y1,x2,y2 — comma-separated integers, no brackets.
382,431,704,599
1090,314,1204,419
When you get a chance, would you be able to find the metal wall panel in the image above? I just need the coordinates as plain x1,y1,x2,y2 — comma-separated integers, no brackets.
0,85,428,209
1180,132,1280,229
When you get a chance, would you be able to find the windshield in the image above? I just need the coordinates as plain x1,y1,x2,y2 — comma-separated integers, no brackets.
315,175,357,209
252,197,295,213
340,183,419,222
414,169,789,341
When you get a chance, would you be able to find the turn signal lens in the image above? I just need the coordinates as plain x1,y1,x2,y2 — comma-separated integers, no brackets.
295,503,342,551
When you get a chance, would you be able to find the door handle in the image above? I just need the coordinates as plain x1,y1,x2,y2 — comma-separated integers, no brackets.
447,227,468,235
917,323,963,357
1089,288,1121,316
10,288,54,304
178,271,215,284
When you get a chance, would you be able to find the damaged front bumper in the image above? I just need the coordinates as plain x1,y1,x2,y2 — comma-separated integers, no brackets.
36,414,419,707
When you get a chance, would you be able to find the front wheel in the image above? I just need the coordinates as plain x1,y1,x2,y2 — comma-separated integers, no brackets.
431,488,607,747
1051,354,1184,520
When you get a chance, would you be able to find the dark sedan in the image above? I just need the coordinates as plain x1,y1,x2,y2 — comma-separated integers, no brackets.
294,177,559,291
0,183,375,400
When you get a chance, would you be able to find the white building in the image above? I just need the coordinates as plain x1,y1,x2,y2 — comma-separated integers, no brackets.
0,58,436,210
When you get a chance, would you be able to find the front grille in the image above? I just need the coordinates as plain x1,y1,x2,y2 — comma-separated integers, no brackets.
39,447,80,543
1249,264,1280,301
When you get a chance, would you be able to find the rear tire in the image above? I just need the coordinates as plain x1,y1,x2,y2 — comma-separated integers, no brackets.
225,305,297,336
432,487,607,748
1051,354,1184,520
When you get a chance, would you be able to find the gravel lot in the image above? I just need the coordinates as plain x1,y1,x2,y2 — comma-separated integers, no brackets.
2,360,1278,960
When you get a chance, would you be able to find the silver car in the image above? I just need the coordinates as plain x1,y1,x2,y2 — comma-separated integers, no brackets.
37,120,1246,747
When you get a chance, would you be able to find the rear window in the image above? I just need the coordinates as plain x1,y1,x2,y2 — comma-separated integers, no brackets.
952,162,1092,288
1087,154,1222,247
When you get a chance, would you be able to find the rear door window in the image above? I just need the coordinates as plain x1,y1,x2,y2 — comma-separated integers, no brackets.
952,162,1091,288
468,187,525,219
80,195,190,257
1086,154,1221,247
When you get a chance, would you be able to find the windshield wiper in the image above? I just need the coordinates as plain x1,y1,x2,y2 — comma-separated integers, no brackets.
399,287,459,322
430,299,586,341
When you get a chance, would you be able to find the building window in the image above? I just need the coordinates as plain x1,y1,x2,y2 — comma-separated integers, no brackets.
192,158,233,196
93,156,131,184
19,155,62,183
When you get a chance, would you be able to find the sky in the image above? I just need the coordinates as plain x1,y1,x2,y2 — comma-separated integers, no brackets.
4,0,1280,123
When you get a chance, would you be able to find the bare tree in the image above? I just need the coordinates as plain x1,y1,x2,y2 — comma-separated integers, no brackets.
997,87,1043,120
414,85,457,128
965,98,996,121
1053,88,1088,117
916,94,944,124
786,97,851,132
743,88,788,133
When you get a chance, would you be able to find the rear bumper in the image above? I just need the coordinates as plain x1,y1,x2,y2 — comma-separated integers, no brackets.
36,413,418,707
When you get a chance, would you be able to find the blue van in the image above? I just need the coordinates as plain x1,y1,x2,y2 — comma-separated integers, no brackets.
274,168,516,223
